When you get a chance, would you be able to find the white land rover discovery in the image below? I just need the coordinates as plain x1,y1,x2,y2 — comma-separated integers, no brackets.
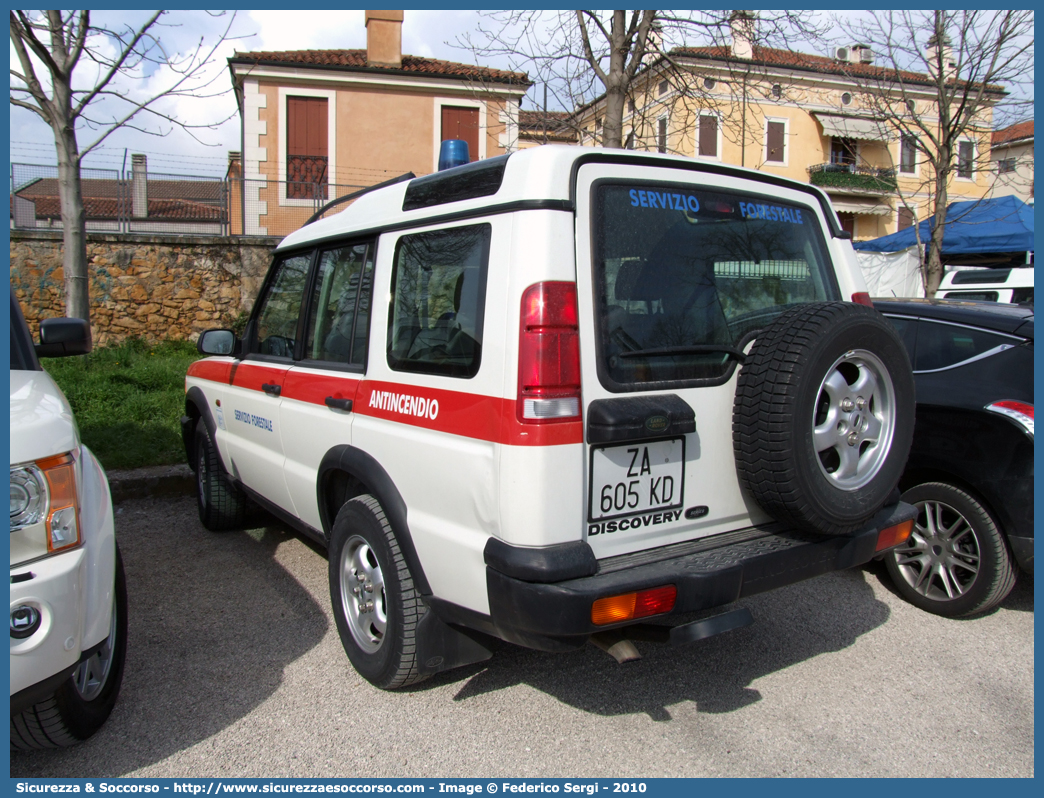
10,295,127,746
184,146,917,688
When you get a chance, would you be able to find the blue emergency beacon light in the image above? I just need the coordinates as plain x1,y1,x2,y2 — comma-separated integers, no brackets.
438,139,470,171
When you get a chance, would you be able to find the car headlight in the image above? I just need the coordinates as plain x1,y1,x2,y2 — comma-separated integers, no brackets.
9,452,81,555
10,467,46,529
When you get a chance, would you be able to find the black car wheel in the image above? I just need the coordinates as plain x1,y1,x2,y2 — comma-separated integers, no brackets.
328,495,427,689
733,302,915,535
884,482,1017,617
11,546,129,750
195,419,248,531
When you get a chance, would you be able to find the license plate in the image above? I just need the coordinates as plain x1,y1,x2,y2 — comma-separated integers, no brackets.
588,437,685,522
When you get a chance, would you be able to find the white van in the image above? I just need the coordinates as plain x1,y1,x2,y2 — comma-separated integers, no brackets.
184,146,917,688
938,266,1034,305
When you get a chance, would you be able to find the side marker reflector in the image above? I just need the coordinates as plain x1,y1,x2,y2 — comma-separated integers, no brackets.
876,519,914,552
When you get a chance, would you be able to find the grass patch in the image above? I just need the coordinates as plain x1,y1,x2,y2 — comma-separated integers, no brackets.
42,338,200,471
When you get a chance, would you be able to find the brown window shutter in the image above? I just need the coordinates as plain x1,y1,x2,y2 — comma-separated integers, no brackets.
657,117,668,153
766,121,785,162
898,207,914,230
286,97,329,199
287,97,328,156
441,106,480,163
698,116,717,157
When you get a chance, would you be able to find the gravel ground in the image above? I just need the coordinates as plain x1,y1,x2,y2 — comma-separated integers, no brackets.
11,494,1034,778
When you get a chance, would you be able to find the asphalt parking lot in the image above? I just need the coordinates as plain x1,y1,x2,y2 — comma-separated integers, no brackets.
11,493,1034,778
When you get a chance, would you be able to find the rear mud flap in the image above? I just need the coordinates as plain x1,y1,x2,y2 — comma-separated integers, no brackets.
415,609,493,677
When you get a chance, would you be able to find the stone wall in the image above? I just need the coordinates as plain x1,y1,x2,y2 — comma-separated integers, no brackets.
10,230,281,346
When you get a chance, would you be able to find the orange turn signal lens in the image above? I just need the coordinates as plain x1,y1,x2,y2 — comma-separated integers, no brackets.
875,519,914,552
591,585,677,626
37,453,81,553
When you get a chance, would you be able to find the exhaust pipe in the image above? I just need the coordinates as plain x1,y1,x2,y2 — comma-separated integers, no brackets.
589,631,642,663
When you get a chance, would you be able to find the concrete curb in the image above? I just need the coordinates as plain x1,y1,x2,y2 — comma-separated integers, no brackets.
107,463,195,504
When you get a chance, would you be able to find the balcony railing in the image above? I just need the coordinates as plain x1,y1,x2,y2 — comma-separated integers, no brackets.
807,163,897,193
287,155,328,199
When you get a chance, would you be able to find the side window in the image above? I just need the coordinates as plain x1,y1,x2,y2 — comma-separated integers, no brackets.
253,252,312,359
304,243,374,367
883,315,917,362
387,223,491,378
914,321,1012,372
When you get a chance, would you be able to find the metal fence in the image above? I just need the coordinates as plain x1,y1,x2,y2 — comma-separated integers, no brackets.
11,163,367,238
232,178,367,237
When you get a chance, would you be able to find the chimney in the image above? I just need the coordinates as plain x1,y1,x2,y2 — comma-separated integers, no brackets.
365,10,403,68
729,10,756,61
227,150,242,179
131,153,147,218
926,32,956,82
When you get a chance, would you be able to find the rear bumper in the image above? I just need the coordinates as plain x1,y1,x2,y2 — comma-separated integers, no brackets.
484,501,917,651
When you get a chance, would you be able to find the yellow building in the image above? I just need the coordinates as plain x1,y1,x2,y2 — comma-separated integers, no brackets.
227,10,530,237
573,29,1000,242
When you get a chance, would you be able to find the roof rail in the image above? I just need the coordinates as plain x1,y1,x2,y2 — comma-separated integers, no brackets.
303,172,416,227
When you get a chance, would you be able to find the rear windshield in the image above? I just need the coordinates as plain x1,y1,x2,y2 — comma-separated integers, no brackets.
592,182,839,389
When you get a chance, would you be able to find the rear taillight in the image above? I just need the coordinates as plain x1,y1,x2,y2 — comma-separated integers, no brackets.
591,585,677,626
517,282,581,423
986,400,1034,438
851,292,873,307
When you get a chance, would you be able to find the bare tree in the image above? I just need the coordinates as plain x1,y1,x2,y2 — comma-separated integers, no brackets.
457,10,826,151
10,10,240,323
835,10,1033,296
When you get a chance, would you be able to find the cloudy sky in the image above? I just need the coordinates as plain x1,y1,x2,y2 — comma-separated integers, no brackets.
9,9,1033,180
10,10,509,177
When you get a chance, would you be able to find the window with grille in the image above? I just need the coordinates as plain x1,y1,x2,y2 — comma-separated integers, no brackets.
900,135,917,174
698,115,718,158
765,121,785,163
898,207,915,231
957,140,975,178
997,158,1017,174
287,96,328,200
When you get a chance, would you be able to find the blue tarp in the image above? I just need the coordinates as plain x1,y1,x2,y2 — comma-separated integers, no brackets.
852,195,1034,254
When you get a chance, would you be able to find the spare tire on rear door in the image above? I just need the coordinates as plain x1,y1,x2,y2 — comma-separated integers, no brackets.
733,301,914,536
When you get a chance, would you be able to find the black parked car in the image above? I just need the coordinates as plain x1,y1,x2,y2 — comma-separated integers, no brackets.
874,298,1033,616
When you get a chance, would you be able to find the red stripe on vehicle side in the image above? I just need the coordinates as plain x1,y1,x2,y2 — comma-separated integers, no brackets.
353,380,583,447
281,369,361,406
187,364,582,447
186,359,233,384
230,362,290,391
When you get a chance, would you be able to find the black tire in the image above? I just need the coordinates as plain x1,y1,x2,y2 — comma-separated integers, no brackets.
327,495,427,689
884,482,1017,617
733,301,914,535
11,545,128,750
195,419,247,531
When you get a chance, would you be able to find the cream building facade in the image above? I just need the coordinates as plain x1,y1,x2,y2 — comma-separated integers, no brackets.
990,121,1033,204
573,30,1001,242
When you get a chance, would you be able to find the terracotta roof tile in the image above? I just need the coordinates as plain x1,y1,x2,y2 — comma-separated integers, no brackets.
231,49,530,86
669,45,1004,93
993,120,1033,145
13,182,225,222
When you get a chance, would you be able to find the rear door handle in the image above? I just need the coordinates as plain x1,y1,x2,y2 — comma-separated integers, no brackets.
324,397,353,412
261,383,281,397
